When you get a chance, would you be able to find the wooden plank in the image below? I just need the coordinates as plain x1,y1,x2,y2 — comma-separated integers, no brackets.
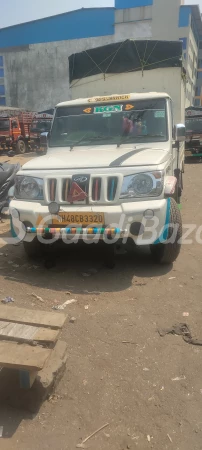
0,341,51,371
0,321,59,345
0,305,66,329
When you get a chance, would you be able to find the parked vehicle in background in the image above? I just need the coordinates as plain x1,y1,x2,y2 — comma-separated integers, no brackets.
0,162,20,213
0,107,35,154
185,107,202,157
30,110,54,154
10,40,186,265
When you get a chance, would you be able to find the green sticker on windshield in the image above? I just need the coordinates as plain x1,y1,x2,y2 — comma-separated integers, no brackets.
94,105,123,114
155,110,165,118
103,113,111,117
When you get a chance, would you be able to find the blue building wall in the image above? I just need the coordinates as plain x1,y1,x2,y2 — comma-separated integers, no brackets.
115,0,153,7
0,56,5,106
0,8,114,49
179,6,191,28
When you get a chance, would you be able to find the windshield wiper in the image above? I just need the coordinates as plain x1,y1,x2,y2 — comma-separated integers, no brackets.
86,135,112,142
70,132,91,150
70,134,113,149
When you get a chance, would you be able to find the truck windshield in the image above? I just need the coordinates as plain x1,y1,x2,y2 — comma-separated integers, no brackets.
30,121,51,132
49,99,168,148
0,119,9,131
186,118,202,133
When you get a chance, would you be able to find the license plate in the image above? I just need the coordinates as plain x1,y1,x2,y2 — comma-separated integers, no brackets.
52,212,104,226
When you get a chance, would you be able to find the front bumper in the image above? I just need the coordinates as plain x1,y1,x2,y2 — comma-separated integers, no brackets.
10,198,170,245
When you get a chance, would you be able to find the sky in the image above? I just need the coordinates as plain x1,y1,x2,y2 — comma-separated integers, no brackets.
0,0,202,29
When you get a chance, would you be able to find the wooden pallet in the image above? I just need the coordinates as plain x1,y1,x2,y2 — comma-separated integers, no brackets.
0,305,67,389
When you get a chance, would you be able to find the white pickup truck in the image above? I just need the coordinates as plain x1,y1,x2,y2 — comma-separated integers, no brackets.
10,91,185,264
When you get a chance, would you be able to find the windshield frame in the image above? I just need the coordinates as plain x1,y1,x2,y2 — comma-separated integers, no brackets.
49,98,169,148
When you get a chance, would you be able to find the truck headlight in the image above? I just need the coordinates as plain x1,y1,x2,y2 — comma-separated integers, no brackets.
120,171,163,198
15,176,44,200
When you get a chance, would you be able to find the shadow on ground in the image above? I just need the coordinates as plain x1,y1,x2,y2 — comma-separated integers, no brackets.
185,156,202,165
0,405,31,439
0,369,33,438
0,233,172,294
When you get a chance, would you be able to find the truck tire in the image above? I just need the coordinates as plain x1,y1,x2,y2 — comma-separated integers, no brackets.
23,238,42,258
150,198,182,264
16,140,26,154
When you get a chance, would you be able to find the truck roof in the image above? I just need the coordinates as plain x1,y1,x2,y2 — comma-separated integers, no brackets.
0,106,35,119
56,92,171,108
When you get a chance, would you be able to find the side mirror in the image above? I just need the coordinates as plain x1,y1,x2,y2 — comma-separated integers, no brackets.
174,124,185,142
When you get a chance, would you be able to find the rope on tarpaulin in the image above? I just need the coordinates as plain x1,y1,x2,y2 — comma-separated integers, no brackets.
70,56,183,90
70,40,182,89
71,40,127,88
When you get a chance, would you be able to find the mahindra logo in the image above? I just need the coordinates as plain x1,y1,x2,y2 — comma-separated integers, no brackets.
74,176,88,183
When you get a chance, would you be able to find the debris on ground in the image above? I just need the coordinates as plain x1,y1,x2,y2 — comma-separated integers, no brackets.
169,277,176,280
48,394,61,403
76,423,109,449
172,376,186,381
147,435,151,442
158,323,202,346
84,305,89,310
2,296,14,304
31,293,44,303
69,317,76,323
167,434,173,443
183,312,189,317
52,299,77,310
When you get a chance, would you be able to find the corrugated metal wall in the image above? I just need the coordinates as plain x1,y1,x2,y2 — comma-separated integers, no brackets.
0,8,115,49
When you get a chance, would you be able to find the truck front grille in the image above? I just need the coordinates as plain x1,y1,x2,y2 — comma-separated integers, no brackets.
47,174,120,204
92,177,102,201
49,179,57,201
62,179,70,201
107,177,118,201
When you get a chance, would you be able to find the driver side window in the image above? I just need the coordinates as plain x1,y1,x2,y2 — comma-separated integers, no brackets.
12,120,18,129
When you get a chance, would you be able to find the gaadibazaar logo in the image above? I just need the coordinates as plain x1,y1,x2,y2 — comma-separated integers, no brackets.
1,207,202,246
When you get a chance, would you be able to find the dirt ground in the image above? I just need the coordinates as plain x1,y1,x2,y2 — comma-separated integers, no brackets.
0,153,202,450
